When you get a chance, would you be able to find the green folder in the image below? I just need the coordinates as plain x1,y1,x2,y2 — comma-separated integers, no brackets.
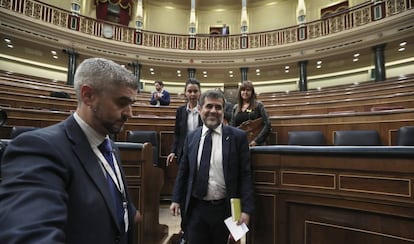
230,198,241,221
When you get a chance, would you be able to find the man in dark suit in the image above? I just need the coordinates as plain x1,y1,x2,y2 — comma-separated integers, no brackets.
170,90,254,244
150,80,170,106
0,58,141,244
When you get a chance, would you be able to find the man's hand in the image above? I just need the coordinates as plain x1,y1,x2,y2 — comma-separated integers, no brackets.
170,202,181,216
238,212,250,225
134,210,143,223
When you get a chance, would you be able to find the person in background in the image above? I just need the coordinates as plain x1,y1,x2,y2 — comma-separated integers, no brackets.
170,90,254,244
214,88,233,125
230,80,271,147
0,58,141,244
150,80,170,106
166,78,202,244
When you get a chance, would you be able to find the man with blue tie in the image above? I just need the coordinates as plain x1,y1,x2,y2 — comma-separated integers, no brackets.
0,58,141,243
170,90,254,244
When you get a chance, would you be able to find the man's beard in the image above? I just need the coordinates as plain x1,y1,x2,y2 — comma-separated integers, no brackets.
92,106,128,134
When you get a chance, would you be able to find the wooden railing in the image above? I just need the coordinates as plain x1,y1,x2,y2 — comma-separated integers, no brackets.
0,0,412,51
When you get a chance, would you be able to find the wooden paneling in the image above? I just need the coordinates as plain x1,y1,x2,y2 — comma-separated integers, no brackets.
250,146,414,244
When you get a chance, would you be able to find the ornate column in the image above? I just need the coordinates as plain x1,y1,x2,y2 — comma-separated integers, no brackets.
240,67,248,82
135,0,143,30
71,0,81,14
373,44,386,82
64,48,78,86
296,0,307,40
240,0,248,35
296,0,306,25
298,60,308,91
189,0,197,36
188,68,196,79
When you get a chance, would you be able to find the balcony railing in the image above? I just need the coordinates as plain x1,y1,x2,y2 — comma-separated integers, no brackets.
0,0,412,51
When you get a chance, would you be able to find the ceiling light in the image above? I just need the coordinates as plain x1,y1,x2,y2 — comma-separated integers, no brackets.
316,60,322,64
399,41,407,46
203,74,207,78
256,69,260,73
353,53,360,57
285,66,289,69
150,71,155,75
353,58,359,62
51,50,57,55
229,70,233,74
398,47,405,52
203,71,207,74
177,70,181,74
149,68,154,71
53,55,58,59
177,73,182,77
285,70,289,73
7,43,13,48
316,65,321,68
4,38,11,43
256,73,260,76
229,74,233,78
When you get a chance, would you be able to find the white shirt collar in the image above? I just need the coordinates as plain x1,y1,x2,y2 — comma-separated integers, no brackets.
202,124,222,136
73,112,107,148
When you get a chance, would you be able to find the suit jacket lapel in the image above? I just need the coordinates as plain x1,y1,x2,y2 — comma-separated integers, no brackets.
64,116,121,231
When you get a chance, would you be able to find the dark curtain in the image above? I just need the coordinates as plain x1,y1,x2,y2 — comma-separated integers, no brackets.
95,0,133,26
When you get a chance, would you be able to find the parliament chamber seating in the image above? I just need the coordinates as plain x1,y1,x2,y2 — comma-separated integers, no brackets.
333,130,382,146
10,126,38,139
0,109,7,127
397,126,414,146
1,71,414,244
126,130,160,167
287,131,326,146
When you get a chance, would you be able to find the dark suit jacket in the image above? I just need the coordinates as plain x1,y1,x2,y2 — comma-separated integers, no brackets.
0,115,136,244
172,125,255,217
231,101,272,145
150,90,170,106
170,105,202,163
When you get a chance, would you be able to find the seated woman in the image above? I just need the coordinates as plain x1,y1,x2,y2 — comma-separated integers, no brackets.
230,81,272,147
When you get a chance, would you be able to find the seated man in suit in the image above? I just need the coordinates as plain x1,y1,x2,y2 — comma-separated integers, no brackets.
170,90,254,244
0,58,142,244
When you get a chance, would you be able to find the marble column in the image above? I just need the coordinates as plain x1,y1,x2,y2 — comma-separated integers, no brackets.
298,60,308,91
188,68,196,79
240,67,248,82
64,48,77,86
373,44,386,82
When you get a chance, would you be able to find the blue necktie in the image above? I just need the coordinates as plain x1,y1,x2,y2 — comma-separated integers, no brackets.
98,139,125,232
194,129,212,199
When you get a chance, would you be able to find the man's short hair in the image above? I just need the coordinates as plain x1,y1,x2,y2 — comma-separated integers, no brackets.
155,80,164,86
199,90,225,106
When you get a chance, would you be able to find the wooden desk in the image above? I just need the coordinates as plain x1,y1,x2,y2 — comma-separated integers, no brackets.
249,145,414,244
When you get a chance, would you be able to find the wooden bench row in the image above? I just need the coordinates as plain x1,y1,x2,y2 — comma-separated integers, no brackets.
257,74,414,101
0,75,187,106
0,90,179,117
2,82,413,119
259,77,414,106
2,106,413,147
